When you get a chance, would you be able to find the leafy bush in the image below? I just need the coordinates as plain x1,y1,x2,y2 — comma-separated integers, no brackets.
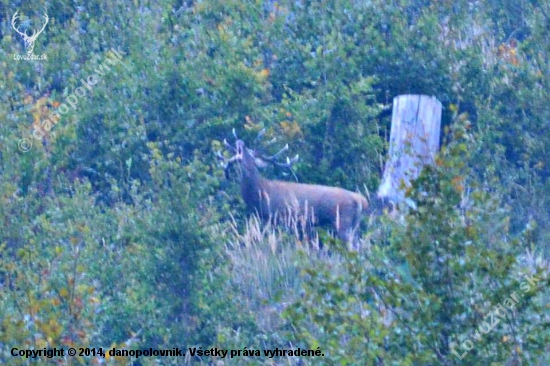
284,120,550,365
1,0,550,364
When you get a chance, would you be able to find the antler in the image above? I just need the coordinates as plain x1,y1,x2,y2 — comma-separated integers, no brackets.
216,139,240,179
259,145,300,181
11,11,48,39
249,128,300,181
223,138,235,152
216,128,300,181
11,11,26,37
253,128,267,145
214,128,242,179
252,127,278,149
35,13,49,37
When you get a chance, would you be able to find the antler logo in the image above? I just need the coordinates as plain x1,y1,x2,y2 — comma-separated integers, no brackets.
12,10,49,58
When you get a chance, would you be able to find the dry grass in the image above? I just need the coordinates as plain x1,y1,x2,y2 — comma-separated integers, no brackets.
218,213,353,332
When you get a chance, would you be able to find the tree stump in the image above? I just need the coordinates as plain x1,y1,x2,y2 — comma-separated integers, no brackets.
377,94,442,204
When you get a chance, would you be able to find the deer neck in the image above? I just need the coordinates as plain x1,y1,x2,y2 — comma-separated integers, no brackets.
240,154,266,209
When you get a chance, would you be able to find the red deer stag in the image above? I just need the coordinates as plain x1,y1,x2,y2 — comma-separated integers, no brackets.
217,130,369,245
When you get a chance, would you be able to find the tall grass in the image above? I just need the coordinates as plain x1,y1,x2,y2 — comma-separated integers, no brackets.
218,212,358,333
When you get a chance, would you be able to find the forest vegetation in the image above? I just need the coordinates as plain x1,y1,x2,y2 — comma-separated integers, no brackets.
1,0,550,364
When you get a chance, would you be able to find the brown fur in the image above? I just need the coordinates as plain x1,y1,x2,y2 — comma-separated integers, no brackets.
235,140,368,244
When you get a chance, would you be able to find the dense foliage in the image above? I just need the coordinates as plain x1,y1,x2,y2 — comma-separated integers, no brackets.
1,0,549,364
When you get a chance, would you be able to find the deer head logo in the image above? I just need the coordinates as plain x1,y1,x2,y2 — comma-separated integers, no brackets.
12,10,49,56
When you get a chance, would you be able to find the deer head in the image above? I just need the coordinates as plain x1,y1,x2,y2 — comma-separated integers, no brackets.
217,129,368,246
12,11,49,55
216,129,298,179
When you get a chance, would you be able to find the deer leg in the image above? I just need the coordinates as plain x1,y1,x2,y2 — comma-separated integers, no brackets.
335,228,353,249
335,211,360,249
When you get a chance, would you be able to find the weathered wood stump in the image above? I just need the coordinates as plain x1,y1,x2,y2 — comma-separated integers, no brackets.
377,94,442,205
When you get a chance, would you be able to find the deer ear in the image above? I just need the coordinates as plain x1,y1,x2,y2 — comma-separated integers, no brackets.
254,157,269,169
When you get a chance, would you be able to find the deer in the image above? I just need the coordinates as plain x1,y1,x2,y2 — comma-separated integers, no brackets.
12,10,49,55
217,130,369,246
